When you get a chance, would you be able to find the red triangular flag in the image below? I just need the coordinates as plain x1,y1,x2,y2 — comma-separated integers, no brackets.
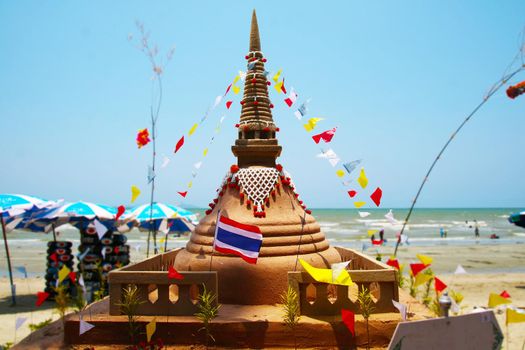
115,205,125,221
312,128,337,144
174,136,184,153
177,191,188,198
226,101,233,109
341,309,355,336
224,83,232,96
281,78,287,94
68,271,76,284
500,290,511,299
372,239,384,246
434,276,447,293
36,291,50,307
347,190,357,198
410,263,429,276
168,266,184,280
50,252,58,262
386,258,400,270
370,187,382,207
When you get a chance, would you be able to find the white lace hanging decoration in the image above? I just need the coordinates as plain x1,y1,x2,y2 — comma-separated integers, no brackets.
236,167,280,213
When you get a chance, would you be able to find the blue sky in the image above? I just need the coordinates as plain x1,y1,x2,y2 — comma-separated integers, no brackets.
1,1,524,209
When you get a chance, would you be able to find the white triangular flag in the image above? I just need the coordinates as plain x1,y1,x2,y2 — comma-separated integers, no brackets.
79,317,95,335
194,161,203,169
358,211,371,218
94,219,108,240
15,317,27,330
385,210,398,225
450,297,460,314
342,180,352,186
161,155,170,168
159,218,169,234
316,149,340,167
213,95,222,109
78,275,85,288
331,260,351,281
101,246,107,260
238,70,246,81
392,300,407,320
400,234,409,245
135,244,141,252
6,218,23,233
454,264,467,275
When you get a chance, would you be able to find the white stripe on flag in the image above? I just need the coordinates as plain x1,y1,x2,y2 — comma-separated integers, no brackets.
213,240,260,259
217,221,263,241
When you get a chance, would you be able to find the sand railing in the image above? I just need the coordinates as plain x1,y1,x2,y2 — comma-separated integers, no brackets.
108,248,217,316
288,247,399,316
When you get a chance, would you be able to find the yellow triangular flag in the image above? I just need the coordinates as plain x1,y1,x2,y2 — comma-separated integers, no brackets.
188,123,198,136
146,317,156,342
299,259,352,286
188,181,193,189
336,170,345,177
232,85,240,94
272,69,282,83
416,254,433,265
274,80,284,93
488,293,512,308
131,185,141,203
303,118,323,132
414,273,433,287
171,212,178,218
203,148,208,157
58,265,71,284
233,75,240,84
357,168,368,189
507,307,525,324
354,201,366,208
367,230,377,237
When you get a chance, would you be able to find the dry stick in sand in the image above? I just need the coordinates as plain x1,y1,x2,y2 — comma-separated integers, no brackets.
394,38,525,257
129,21,175,257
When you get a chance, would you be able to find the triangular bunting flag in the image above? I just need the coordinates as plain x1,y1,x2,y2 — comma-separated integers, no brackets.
174,136,184,153
341,309,355,336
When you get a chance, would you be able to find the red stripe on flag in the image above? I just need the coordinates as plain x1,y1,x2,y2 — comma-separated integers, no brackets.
213,245,258,264
219,215,261,234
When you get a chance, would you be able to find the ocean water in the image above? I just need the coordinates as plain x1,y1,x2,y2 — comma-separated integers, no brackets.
5,208,524,249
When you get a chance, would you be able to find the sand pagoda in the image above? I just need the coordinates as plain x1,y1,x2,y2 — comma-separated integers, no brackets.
50,10,405,349
173,10,342,305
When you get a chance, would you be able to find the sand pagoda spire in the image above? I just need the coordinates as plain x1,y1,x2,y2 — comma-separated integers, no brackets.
232,9,282,168
173,10,341,305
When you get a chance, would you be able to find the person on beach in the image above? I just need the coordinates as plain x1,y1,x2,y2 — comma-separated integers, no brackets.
474,220,480,238
379,229,386,243
440,227,445,238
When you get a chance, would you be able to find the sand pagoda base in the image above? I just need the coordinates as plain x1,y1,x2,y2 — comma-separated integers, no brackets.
57,291,431,349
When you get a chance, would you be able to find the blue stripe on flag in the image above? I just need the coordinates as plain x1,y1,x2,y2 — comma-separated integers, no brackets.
216,227,262,252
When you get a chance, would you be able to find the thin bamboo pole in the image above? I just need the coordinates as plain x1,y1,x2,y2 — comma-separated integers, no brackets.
394,66,524,257
1,215,16,305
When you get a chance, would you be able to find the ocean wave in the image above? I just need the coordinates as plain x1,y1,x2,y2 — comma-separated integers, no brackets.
318,222,340,227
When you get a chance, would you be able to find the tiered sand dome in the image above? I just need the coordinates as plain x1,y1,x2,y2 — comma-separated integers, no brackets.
173,10,342,305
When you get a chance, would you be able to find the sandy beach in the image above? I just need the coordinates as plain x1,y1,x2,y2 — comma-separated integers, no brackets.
1,242,524,349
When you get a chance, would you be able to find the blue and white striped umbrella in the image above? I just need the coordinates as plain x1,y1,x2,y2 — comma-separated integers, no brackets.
39,201,117,220
0,194,58,217
128,202,198,232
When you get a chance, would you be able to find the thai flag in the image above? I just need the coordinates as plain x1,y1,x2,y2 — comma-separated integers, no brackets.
213,214,263,264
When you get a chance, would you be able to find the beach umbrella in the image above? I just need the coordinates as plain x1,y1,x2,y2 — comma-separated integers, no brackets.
509,211,525,229
128,202,198,232
127,202,198,254
35,201,120,229
0,194,61,305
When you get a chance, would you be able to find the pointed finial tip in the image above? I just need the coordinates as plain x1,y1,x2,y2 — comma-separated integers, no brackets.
249,9,261,51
